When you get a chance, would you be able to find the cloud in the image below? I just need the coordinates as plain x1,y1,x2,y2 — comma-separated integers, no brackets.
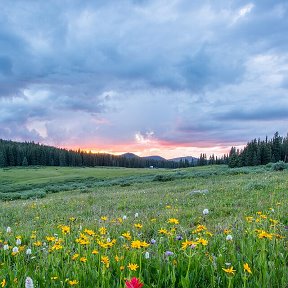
0,0,288,157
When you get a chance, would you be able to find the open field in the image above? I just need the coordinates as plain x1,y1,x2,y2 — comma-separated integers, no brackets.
0,165,287,287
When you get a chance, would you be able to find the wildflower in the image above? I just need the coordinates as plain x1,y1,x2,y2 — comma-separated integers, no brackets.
243,263,252,274
144,251,150,259
25,277,34,288
99,227,107,235
176,235,183,240
6,227,11,233
127,263,139,271
245,217,254,223
181,240,197,250
258,230,273,240
3,244,9,251
92,250,99,255
193,225,207,233
125,277,144,288
80,257,87,263
12,246,19,255
168,218,179,225
120,265,125,271
134,223,142,229
123,215,127,220
61,226,70,234
68,280,79,286
122,231,132,240
72,254,79,260
101,216,107,221
101,256,110,268
158,228,168,234
1,279,6,287
26,248,32,255
69,217,76,222
203,209,209,215
150,239,156,244
135,213,139,218
222,266,236,275
16,238,21,245
226,235,233,241
84,229,95,236
224,229,231,234
197,238,208,246
51,276,58,280
165,251,174,257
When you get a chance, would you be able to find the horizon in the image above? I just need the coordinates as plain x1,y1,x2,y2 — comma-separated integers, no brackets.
1,1,288,158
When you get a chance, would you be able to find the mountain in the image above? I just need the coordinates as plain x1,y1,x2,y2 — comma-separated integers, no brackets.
142,155,166,161
169,156,198,163
121,153,140,159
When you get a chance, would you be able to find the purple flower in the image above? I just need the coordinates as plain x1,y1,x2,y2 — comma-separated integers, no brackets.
165,251,174,257
150,239,156,244
176,235,183,241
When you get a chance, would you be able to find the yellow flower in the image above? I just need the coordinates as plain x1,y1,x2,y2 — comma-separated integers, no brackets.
166,205,172,209
258,230,273,240
61,225,70,234
222,266,236,275
158,228,168,234
68,280,79,286
101,216,108,221
92,250,99,255
127,263,139,271
245,216,254,223
243,263,252,274
193,225,207,233
122,231,132,240
72,254,79,260
46,236,56,242
80,257,87,263
223,229,231,235
134,223,143,229
69,217,76,222
131,240,142,249
197,238,208,246
84,229,95,236
181,240,198,250
101,256,110,268
168,218,179,225
99,227,107,235
1,279,6,287
51,276,58,280
120,265,125,271
33,241,42,247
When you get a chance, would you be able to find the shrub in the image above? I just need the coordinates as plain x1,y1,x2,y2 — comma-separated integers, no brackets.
271,161,286,171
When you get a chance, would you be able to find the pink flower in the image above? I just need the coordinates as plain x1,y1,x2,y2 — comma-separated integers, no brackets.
125,277,144,288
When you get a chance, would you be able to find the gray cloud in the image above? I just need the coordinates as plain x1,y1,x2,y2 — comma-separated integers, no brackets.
0,0,288,155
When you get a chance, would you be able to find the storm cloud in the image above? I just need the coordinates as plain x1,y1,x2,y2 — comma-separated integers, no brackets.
0,0,288,157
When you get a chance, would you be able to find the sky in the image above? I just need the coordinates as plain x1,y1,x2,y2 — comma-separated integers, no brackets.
0,0,288,159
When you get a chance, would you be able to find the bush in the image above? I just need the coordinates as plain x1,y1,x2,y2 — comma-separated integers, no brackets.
271,161,286,171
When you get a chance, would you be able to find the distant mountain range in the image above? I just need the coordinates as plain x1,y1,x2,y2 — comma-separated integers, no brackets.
121,153,198,163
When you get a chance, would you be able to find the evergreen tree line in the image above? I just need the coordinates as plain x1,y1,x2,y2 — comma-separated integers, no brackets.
0,139,183,169
228,132,288,168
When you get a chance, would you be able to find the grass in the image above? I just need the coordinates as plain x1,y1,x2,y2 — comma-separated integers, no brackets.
0,165,287,287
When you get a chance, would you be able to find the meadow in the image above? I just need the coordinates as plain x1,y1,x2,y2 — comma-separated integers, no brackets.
0,165,287,287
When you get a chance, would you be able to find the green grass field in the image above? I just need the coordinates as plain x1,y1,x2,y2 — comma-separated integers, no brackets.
0,165,287,287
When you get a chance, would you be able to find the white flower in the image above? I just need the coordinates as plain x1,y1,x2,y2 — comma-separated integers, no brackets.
226,235,233,241
25,277,34,288
6,226,12,233
12,246,19,253
16,238,22,245
145,251,150,259
107,238,111,243
135,213,139,218
26,248,32,255
123,215,127,220
203,209,209,215
3,244,9,250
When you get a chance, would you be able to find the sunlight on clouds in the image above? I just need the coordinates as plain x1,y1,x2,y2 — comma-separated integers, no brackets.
135,131,155,145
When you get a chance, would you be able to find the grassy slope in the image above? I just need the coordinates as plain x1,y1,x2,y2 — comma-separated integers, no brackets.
0,165,287,287
1,165,287,230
